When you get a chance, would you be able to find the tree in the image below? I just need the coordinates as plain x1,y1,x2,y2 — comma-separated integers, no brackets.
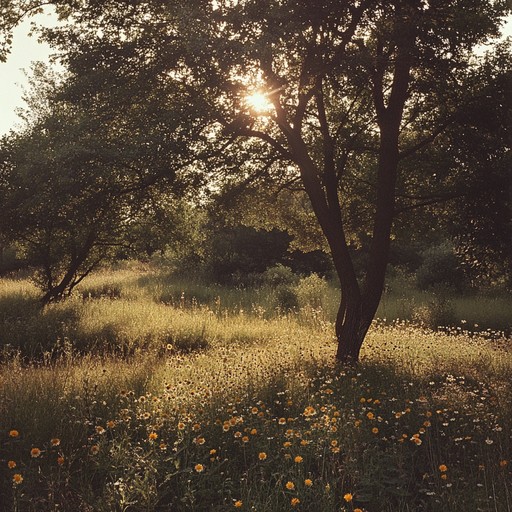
36,0,509,361
175,0,509,362
0,61,199,303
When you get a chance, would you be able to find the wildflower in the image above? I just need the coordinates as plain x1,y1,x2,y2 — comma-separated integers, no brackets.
30,447,41,458
439,464,448,472
283,441,292,448
354,509,363,512
234,500,243,508
251,407,258,414
294,455,303,463
440,474,447,480
344,493,353,502
194,463,204,473
291,497,300,507
57,456,65,465
90,445,100,455
95,426,106,435
159,443,167,451
8,460,16,469
178,422,186,430
372,427,379,434
250,428,257,435
9,430,19,438
210,449,217,455
242,436,249,443
13,473,23,484
149,432,158,441
366,412,375,420
499,460,508,468
258,452,267,461
303,406,317,417
279,417,286,425
286,481,295,490
304,478,313,487
195,437,205,445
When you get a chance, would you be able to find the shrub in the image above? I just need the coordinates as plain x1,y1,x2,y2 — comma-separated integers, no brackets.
416,243,466,291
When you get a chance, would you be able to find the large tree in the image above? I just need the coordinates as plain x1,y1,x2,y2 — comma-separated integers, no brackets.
35,0,511,359
174,0,509,362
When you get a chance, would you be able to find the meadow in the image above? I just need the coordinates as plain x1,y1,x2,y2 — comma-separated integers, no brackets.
0,266,511,511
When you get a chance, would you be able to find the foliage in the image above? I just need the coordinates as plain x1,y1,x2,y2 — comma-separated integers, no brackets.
416,244,466,291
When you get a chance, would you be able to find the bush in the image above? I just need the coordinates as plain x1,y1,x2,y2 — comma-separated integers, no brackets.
295,273,329,310
416,243,466,291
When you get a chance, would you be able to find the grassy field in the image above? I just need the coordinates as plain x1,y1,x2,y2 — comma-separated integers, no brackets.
0,268,511,511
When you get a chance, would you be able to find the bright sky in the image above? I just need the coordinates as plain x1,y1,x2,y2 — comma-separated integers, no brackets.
0,12,511,136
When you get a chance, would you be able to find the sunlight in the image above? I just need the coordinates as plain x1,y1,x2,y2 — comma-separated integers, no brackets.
245,91,273,114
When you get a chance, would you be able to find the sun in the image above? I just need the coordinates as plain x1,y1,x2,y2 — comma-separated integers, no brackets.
245,91,273,114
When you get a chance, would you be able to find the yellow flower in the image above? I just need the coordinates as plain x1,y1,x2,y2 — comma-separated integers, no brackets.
250,428,257,435
107,420,116,429
294,455,303,463
30,447,41,458
194,463,204,473
366,412,375,420
303,406,316,417
291,497,300,507
439,464,448,472
372,427,379,434
8,460,16,469
283,441,292,448
149,432,158,441
242,436,249,443
195,436,205,445
285,481,295,490
9,430,19,438
210,449,217,455
13,473,23,484
258,452,267,461
178,422,186,430
440,474,447,480
279,417,286,425
95,426,106,435
344,493,353,502
304,478,313,487
234,500,243,508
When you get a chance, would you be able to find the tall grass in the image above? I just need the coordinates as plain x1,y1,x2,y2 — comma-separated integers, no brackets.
0,268,511,511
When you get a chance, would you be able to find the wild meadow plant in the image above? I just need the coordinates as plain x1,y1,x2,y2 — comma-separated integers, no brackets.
0,270,510,511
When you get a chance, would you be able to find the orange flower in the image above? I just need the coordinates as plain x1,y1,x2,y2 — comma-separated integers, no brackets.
294,456,303,463
258,452,267,461
291,497,300,507
149,432,158,440
30,447,41,458
57,456,65,465
51,438,61,447
304,478,313,487
344,493,353,502
372,427,379,434
234,500,243,508
194,463,204,473
13,473,23,484
8,460,16,469
9,430,19,438
439,464,448,472
90,445,100,455
285,481,295,490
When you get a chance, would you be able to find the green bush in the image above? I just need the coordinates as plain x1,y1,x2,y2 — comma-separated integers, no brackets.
416,244,466,291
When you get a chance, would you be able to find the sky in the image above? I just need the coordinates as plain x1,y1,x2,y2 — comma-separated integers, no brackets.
0,11,511,136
